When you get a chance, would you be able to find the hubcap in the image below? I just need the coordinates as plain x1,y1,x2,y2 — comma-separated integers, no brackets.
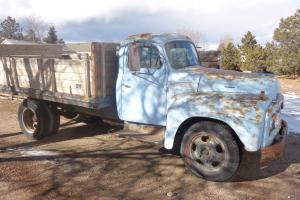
190,133,227,170
22,107,38,134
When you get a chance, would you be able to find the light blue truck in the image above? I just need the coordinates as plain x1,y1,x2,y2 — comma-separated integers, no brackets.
0,33,287,181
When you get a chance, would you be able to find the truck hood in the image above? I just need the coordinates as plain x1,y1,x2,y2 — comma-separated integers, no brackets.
168,66,280,101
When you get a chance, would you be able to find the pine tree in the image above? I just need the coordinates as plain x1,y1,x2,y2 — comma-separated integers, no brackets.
218,35,233,52
43,26,58,44
221,42,241,71
240,31,257,50
273,9,300,76
0,16,23,40
239,31,266,72
58,38,65,44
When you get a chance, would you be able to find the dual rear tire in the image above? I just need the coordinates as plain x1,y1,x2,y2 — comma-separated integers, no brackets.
18,99,60,140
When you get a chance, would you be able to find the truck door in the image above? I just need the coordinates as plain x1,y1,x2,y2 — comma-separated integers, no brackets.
120,43,167,126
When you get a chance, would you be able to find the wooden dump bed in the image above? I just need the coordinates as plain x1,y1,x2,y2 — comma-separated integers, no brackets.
0,42,119,110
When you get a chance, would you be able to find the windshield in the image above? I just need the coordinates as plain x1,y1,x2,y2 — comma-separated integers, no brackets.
165,41,199,69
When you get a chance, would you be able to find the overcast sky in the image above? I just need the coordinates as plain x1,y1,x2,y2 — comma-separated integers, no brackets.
0,0,299,49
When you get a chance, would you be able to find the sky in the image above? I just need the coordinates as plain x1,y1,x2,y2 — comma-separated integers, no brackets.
0,0,299,49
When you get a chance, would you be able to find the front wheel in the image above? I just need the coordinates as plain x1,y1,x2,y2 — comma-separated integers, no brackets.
180,121,240,181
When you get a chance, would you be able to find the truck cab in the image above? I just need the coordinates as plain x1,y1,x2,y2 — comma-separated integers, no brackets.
116,33,287,181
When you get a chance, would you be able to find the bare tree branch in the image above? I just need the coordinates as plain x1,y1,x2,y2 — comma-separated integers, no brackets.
177,28,207,49
22,16,47,42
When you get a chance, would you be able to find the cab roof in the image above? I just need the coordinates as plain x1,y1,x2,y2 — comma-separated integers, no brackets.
122,33,193,45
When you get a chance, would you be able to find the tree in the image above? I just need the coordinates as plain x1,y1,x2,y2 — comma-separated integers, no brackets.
23,16,47,42
58,38,65,44
264,42,280,73
221,42,241,71
0,16,23,40
43,26,58,44
43,26,64,44
239,31,266,71
273,9,300,76
218,35,233,52
240,31,257,50
177,28,207,49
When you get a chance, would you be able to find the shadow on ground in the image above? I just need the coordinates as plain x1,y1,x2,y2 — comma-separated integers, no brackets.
0,120,299,199
0,119,123,151
233,134,300,181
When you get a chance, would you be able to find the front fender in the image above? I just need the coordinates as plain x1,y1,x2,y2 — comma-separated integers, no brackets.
165,92,269,151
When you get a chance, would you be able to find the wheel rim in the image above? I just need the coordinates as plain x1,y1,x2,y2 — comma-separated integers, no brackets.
22,107,38,134
189,132,228,172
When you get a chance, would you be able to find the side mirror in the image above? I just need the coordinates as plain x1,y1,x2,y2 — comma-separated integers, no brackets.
128,43,141,71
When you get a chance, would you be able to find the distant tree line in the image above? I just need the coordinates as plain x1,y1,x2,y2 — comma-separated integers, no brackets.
0,16,64,44
219,9,300,77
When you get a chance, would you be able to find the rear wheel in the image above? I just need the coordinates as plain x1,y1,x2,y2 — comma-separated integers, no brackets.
18,99,50,140
180,121,240,181
44,104,60,135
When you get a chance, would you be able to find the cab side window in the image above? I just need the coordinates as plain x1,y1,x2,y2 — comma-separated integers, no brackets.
139,46,162,69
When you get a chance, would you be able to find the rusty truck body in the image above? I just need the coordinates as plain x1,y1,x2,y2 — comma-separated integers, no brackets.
0,34,287,181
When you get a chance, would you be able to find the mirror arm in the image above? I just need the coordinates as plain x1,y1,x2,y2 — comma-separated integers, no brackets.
132,71,149,75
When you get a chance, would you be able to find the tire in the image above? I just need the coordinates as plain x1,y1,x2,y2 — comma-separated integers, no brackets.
44,104,60,135
180,121,240,182
18,99,50,140
77,114,102,124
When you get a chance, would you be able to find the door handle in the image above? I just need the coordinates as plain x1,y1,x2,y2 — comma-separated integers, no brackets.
123,84,131,88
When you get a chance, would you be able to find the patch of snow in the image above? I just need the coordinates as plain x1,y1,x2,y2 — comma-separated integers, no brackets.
282,92,300,134
20,149,59,157
4,147,59,156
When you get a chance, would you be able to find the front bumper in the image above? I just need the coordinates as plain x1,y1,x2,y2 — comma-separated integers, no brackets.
260,120,288,164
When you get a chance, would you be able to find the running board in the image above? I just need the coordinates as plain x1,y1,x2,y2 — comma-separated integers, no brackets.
116,122,165,144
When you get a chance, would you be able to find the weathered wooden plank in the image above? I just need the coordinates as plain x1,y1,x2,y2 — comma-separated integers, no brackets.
15,58,39,75
54,62,87,74
10,58,20,89
0,59,7,85
50,59,57,92
66,43,92,53
84,56,91,97
55,79,86,96
37,59,45,90
55,72,86,81
17,78,40,89
0,44,64,57
103,44,118,96
91,43,98,98
100,43,106,96
0,57,13,87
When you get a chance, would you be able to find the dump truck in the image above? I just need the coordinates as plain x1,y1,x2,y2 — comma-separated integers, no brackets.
0,33,287,181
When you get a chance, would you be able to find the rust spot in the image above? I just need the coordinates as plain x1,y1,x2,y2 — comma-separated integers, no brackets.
268,107,273,114
259,91,266,100
127,33,152,41
260,121,287,164
172,92,265,124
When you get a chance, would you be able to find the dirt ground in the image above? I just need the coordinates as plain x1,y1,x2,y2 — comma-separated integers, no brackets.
0,78,299,200
278,76,300,94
